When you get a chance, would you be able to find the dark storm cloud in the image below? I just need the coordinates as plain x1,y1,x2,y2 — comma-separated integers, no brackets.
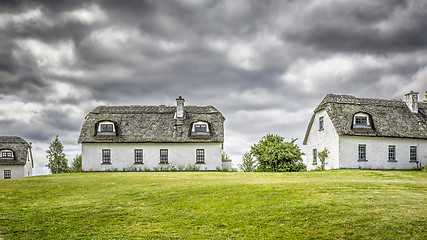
0,38,48,100
283,0,427,54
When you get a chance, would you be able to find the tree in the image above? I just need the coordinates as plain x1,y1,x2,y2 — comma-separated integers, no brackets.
238,151,257,172
46,135,68,174
222,151,231,161
250,134,306,172
317,148,330,170
70,153,82,172
425,91,427,102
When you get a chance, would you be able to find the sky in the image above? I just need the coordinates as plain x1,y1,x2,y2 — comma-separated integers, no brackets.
1,0,427,175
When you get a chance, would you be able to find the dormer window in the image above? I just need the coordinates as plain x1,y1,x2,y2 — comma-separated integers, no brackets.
98,121,116,135
0,150,14,159
355,116,367,125
353,113,371,128
192,121,210,135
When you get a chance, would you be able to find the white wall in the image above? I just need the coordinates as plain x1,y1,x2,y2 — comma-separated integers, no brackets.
82,142,223,171
1,165,25,179
339,135,426,169
304,109,340,170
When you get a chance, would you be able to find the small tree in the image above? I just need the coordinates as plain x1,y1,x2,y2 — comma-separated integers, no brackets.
251,134,305,172
70,153,82,172
238,151,257,172
222,151,231,161
46,135,68,174
424,91,427,102
317,148,330,170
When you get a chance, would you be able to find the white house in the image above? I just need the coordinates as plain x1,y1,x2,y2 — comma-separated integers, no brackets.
0,136,34,179
303,91,427,170
78,97,229,171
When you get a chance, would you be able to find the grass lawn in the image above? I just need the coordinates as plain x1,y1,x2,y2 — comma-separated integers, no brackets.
0,170,426,239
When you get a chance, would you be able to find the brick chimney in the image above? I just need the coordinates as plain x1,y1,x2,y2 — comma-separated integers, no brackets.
405,91,419,114
176,96,185,120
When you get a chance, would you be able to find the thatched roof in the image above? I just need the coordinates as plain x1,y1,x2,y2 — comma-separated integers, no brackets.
78,105,225,144
303,94,427,144
0,136,31,165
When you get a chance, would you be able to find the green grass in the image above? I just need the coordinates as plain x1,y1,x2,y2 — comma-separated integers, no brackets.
0,170,426,239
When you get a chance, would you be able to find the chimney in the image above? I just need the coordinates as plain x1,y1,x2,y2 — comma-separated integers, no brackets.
176,96,185,120
405,91,419,114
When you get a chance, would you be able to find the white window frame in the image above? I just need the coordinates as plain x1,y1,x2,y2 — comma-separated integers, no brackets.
1,150,14,158
192,121,210,133
353,113,370,127
98,121,116,133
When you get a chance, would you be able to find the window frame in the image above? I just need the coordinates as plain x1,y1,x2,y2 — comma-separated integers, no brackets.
358,144,367,161
102,149,111,164
388,145,396,162
1,150,14,159
353,113,371,128
134,149,143,164
160,149,168,164
319,117,324,130
191,121,210,135
410,146,417,162
4,170,11,179
196,149,205,164
313,149,318,165
97,121,116,135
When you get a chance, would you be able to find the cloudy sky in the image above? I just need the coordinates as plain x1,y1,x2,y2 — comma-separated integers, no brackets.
1,0,426,174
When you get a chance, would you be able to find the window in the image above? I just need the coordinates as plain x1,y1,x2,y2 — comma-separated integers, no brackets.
358,145,366,161
319,117,324,130
97,121,116,135
355,116,368,125
4,170,11,179
353,113,371,128
410,146,417,162
192,122,210,135
100,124,114,132
194,124,207,132
1,150,13,158
134,149,143,164
160,149,168,164
102,149,111,164
196,149,205,163
313,149,317,164
388,145,396,162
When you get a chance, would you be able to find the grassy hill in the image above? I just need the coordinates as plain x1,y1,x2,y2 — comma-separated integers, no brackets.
0,170,426,239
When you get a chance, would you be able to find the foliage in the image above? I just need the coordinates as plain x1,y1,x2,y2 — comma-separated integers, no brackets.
238,151,258,172
46,135,68,174
69,154,82,173
222,151,231,161
425,91,427,102
251,134,305,172
0,171,426,239
317,148,330,170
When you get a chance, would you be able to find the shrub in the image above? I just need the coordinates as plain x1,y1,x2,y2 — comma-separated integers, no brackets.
317,148,330,170
251,134,305,172
238,151,257,172
186,164,200,171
